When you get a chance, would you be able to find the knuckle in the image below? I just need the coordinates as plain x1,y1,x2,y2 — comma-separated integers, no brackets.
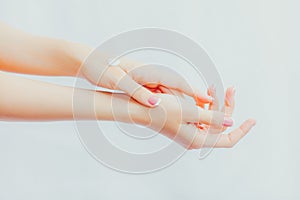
133,87,150,101
133,88,143,100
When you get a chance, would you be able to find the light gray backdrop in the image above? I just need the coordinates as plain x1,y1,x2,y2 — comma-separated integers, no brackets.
0,0,298,199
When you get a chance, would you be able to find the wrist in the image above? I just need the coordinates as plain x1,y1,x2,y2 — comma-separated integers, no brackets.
63,40,93,77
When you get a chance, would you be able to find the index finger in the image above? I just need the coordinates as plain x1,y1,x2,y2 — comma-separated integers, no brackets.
182,104,233,128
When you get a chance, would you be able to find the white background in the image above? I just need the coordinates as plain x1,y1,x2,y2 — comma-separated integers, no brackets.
0,0,298,199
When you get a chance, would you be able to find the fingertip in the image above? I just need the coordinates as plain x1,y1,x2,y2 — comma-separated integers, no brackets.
247,118,257,126
225,86,235,106
232,86,236,96
207,85,215,96
148,96,161,107
195,96,207,106
195,95,214,104
240,119,256,132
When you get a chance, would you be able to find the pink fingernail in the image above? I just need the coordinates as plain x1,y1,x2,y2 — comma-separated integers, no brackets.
223,118,234,127
148,96,161,106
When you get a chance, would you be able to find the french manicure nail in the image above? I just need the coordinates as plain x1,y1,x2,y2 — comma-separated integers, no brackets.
148,96,161,106
223,117,234,127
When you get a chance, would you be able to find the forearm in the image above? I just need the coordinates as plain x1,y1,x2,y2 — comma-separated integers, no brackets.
0,72,149,123
0,21,91,76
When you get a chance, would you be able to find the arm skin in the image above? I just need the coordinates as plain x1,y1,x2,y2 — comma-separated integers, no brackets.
0,71,147,124
0,21,89,77
0,21,214,108
0,22,254,148
0,71,255,149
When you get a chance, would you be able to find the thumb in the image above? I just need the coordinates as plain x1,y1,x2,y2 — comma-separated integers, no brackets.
117,74,161,107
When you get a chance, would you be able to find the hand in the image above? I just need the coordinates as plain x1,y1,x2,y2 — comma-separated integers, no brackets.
115,85,255,149
80,54,213,108
112,89,240,149
0,23,211,108
194,86,256,148
0,71,252,149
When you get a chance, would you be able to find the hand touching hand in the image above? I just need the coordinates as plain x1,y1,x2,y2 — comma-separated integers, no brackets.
193,86,256,148
118,86,255,149
0,22,213,108
81,54,213,108
112,89,239,149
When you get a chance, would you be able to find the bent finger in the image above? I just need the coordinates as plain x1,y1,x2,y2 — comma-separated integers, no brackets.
182,104,233,128
117,72,161,107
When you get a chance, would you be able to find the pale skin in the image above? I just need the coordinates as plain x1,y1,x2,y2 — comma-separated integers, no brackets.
0,21,212,107
0,22,256,149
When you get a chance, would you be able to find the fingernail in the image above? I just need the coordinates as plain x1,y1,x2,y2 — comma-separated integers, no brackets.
148,96,161,106
223,117,234,127
208,96,215,101
250,119,256,126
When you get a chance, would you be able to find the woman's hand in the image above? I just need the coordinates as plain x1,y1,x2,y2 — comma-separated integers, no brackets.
111,86,254,149
0,22,255,149
192,86,256,148
80,55,213,108
0,21,213,108
0,71,254,149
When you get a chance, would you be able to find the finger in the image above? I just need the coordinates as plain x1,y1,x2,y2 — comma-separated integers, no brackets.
143,83,159,89
158,76,213,104
212,119,256,148
182,103,233,128
116,71,161,107
209,87,235,133
181,119,256,149
146,87,163,93
145,84,196,101
175,81,214,104
207,85,219,111
151,88,163,93
154,68,214,103
207,87,235,134
124,63,213,104
221,87,235,117
123,63,213,104
191,87,214,105
214,87,236,133
158,85,185,98
203,119,256,148
144,85,184,96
